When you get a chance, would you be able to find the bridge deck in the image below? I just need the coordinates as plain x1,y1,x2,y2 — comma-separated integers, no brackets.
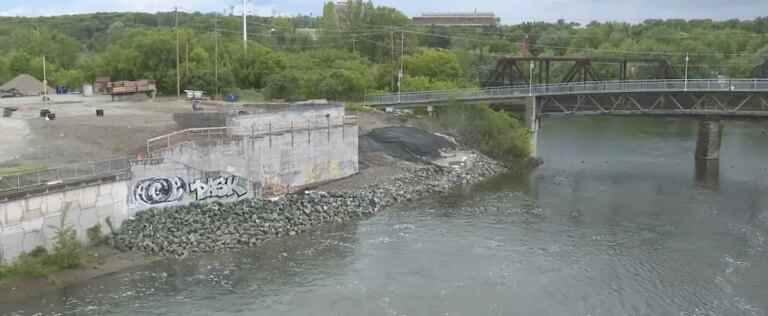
366,79,768,108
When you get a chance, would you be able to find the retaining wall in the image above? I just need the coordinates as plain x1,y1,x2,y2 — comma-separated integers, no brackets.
0,109,358,263
156,121,358,196
0,180,129,263
127,158,252,212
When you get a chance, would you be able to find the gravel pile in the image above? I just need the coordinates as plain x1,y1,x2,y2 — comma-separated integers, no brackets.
113,153,506,257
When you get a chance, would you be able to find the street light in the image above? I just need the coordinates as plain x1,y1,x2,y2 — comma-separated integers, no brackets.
684,52,690,91
529,61,535,96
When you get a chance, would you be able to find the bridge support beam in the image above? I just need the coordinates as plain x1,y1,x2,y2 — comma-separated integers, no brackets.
695,119,722,160
525,96,540,158
693,119,722,188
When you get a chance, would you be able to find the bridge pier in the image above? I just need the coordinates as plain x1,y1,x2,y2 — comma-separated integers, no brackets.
694,119,721,188
525,96,540,158
695,119,722,160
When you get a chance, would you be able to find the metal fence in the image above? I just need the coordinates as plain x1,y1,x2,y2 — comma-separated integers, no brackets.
365,79,768,106
0,158,130,196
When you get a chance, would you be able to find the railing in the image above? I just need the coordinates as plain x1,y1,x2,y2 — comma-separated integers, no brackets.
365,79,768,106
0,158,130,197
146,127,230,154
146,115,359,154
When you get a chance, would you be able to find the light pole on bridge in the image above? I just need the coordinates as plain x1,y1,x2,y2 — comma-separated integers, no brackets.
684,52,690,91
529,61,535,96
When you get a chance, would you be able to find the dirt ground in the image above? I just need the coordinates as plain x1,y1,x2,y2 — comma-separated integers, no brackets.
0,95,194,167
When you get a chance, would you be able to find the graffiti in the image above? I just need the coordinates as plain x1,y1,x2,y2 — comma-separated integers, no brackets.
131,175,249,206
190,175,248,201
133,177,187,205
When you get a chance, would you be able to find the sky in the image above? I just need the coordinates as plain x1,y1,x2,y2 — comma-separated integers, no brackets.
1,0,767,24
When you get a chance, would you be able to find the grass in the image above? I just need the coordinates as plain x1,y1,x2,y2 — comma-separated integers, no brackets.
0,164,47,177
0,215,82,282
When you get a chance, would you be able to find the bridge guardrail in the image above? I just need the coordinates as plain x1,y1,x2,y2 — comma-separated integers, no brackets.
365,79,768,106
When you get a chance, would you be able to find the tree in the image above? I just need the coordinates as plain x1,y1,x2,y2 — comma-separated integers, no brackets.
264,72,300,100
404,49,462,82
231,45,286,90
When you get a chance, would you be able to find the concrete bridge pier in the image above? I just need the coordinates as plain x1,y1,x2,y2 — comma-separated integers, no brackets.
695,119,722,160
524,96,540,158
694,119,722,188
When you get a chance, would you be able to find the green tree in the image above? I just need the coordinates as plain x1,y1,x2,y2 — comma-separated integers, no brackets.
231,45,286,90
404,49,462,82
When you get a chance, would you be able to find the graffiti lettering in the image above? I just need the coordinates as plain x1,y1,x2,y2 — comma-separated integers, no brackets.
133,177,186,205
190,175,248,201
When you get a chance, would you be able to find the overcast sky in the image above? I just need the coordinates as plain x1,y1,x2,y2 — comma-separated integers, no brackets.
2,0,767,24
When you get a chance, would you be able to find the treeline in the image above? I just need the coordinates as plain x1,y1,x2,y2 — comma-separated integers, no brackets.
1,2,767,100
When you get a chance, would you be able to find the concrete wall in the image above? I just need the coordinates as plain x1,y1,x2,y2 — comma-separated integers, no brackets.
0,180,129,263
127,158,251,212
157,120,358,196
173,112,230,129
227,103,345,135
0,105,358,262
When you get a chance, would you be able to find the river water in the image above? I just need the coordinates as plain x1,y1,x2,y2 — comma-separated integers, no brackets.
4,116,768,316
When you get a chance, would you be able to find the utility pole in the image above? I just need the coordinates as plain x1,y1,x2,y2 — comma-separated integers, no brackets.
398,31,404,102
42,55,48,101
242,0,247,52
684,52,690,91
214,13,219,99
390,31,395,91
175,7,181,99
185,36,190,75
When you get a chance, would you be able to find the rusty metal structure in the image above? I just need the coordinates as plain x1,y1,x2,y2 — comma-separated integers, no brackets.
486,57,677,86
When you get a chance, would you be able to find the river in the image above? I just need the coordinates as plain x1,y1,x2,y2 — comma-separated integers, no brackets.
3,116,768,315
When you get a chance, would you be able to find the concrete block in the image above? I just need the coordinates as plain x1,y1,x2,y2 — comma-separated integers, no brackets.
6,200,24,224
1,227,25,263
77,207,102,244
81,185,98,208
63,187,81,203
20,217,43,233
42,214,63,248
27,196,44,215
45,192,65,214
22,224,46,253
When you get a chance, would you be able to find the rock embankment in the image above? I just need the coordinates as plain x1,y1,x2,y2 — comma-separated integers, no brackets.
113,154,505,257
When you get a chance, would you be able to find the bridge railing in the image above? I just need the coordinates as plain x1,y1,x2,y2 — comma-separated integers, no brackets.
365,79,768,105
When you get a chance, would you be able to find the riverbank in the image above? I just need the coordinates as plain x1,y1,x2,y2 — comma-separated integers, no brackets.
112,149,506,257
0,246,159,306
0,111,523,301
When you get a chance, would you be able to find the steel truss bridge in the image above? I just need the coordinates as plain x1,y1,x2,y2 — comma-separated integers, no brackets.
365,79,768,118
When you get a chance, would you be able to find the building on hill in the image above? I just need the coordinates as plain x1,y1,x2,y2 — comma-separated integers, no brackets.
413,12,498,26
0,74,54,96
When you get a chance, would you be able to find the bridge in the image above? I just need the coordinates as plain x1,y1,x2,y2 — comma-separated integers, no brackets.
364,78,768,168
365,79,768,116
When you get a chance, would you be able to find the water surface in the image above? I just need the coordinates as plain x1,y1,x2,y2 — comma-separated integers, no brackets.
4,116,768,316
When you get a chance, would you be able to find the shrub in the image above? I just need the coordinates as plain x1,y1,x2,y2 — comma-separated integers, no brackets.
44,223,82,270
435,104,531,163
87,223,103,245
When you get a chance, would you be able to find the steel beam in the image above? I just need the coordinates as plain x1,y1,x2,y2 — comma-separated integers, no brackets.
732,94,753,112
